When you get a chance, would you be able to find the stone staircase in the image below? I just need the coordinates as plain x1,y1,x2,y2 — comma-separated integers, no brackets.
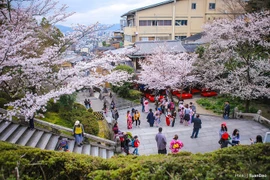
0,119,115,159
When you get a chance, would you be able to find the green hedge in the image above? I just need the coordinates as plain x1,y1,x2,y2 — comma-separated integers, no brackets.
0,142,269,180
42,103,99,136
196,96,259,114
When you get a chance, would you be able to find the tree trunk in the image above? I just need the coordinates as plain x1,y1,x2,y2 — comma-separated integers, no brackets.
245,100,250,113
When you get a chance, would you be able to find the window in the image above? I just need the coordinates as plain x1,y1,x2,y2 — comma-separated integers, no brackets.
209,3,216,10
175,36,187,40
124,35,132,42
139,20,172,26
175,20,188,26
191,3,196,9
152,20,157,26
141,37,149,41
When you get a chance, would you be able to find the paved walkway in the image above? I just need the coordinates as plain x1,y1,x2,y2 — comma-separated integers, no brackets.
76,91,270,155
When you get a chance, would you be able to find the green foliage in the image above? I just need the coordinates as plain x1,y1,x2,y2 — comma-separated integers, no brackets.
0,141,269,179
58,93,77,110
111,82,132,98
113,64,134,74
0,98,8,108
128,90,143,100
43,102,99,135
245,0,270,12
196,96,259,114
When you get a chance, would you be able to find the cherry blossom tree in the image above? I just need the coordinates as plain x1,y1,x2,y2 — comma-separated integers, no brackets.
195,11,270,112
0,0,130,117
137,45,195,99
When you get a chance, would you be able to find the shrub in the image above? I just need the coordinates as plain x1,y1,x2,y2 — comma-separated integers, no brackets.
0,98,8,108
0,142,269,180
46,99,60,112
128,90,142,100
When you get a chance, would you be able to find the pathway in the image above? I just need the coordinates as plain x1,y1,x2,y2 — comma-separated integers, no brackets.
76,91,270,155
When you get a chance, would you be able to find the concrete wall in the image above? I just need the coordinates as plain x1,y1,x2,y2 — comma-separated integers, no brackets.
123,0,242,46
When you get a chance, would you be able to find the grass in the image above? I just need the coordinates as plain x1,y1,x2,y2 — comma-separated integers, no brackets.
41,112,73,128
196,96,270,119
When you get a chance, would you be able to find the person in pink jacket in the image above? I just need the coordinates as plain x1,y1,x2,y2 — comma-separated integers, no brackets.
169,134,184,154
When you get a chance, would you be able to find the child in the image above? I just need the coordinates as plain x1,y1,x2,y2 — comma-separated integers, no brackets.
57,137,69,152
134,110,141,127
132,135,140,155
170,135,184,154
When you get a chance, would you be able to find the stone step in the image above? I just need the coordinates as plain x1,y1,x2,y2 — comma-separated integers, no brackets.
36,133,52,149
7,126,28,144
91,146,99,157
0,121,11,133
73,144,83,154
26,130,44,147
107,150,114,158
17,129,36,146
82,144,91,155
0,123,20,141
45,135,60,150
99,148,107,159
68,140,75,152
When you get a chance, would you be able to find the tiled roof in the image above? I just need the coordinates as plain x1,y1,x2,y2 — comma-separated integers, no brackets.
130,40,186,56
121,0,174,17
182,33,204,42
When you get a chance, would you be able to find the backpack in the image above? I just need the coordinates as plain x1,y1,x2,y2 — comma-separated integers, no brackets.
131,139,135,147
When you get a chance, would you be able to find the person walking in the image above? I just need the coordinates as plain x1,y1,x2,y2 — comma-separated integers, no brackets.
219,122,228,138
144,99,149,113
73,120,84,147
169,135,184,154
155,127,167,154
231,129,240,146
178,101,184,124
183,104,191,126
223,101,230,119
190,102,196,122
171,110,177,127
147,109,155,127
141,97,145,112
114,108,119,121
190,114,202,138
131,108,135,124
84,99,89,109
127,110,133,129
132,135,140,155
134,110,141,127
154,107,161,127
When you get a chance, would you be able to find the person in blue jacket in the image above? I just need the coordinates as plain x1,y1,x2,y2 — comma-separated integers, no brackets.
147,109,155,127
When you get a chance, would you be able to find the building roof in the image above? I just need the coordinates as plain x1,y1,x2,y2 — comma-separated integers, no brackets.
129,40,186,57
121,0,174,17
182,44,200,53
182,33,203,42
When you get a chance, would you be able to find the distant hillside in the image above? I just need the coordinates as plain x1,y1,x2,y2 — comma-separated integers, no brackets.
55,24,121,34
55,25,73,34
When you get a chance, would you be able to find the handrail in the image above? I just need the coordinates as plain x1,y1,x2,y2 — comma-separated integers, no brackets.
0,108,116,146
234,108,270,127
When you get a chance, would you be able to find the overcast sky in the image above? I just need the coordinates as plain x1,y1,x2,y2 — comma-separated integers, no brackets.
58,0,162,26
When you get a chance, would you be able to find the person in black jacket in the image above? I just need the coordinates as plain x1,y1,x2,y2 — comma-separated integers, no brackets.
190,114,202,138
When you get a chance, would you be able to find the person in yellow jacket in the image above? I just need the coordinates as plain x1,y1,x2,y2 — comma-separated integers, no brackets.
134,110,141,127
73,120,85,147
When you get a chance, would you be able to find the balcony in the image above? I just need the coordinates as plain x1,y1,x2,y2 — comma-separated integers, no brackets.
123,26,137,36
